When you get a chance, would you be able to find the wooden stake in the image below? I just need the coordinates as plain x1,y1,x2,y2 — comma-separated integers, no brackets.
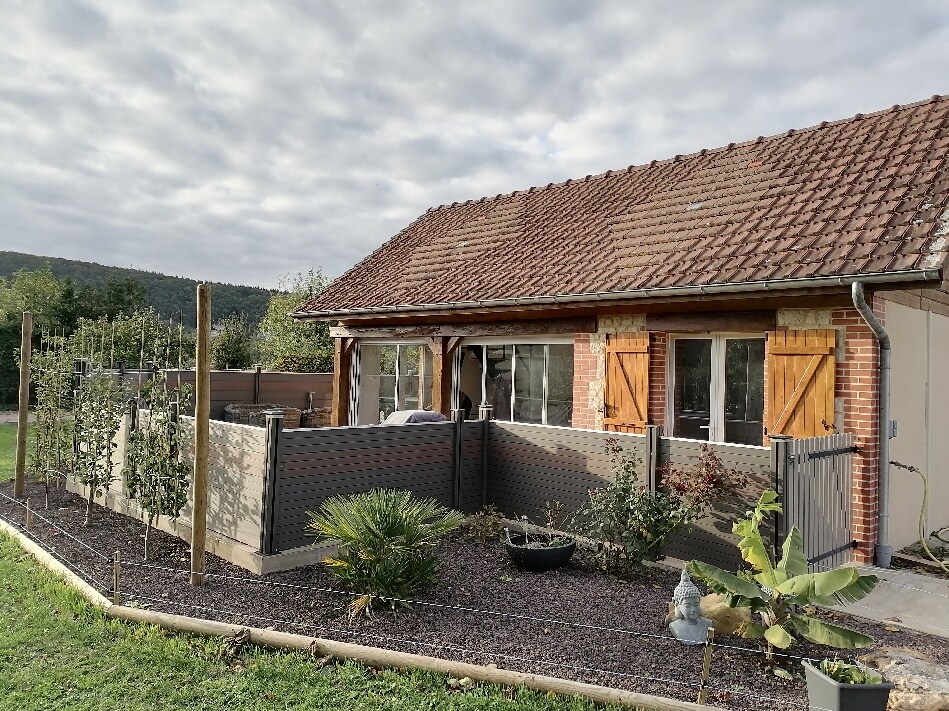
190,283,210,586
697,627,715,704
14,311,32,500
24,498,31,530
112,550,122,605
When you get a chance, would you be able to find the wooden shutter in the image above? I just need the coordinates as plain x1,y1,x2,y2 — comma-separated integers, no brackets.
766,329,836,438
603,332,649,433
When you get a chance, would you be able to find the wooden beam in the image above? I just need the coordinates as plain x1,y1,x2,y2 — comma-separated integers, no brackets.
645,310,776,332
329,317,597,339
330,338,351,427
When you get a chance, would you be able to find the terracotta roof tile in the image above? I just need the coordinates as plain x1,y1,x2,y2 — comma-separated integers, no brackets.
299,96,949,316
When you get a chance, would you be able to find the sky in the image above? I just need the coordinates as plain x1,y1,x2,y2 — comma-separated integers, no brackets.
2,1,947,290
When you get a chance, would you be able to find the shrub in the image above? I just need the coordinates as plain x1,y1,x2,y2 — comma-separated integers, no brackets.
466,504,504,543
307,489,463,616
574,439,743,572
688,490,877,659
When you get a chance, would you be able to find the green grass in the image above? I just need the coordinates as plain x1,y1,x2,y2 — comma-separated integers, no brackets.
0,534,630,711
0,422,21,483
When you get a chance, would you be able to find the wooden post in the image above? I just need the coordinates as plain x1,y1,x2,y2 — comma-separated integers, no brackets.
330,338,352,427
696,627,715,704
24,498,31,530
253,364,262,405
13,311,32,499
112,550,122,605
191,284,211,586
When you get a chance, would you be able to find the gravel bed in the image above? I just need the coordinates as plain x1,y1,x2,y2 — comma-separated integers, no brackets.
2,478,948,711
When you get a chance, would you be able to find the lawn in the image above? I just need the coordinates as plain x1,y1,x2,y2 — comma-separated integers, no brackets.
0,533,626,711
0,422,24,483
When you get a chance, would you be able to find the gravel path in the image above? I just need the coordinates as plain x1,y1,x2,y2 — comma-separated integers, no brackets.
2,478,947,711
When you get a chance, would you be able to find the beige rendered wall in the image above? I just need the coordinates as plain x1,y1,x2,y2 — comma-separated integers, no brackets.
885,300,949,550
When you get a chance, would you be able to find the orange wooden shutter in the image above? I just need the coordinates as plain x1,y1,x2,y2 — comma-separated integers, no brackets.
766,329,836,438
603,332,649,433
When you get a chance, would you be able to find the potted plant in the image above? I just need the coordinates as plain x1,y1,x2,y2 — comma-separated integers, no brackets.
503,510,576,571
802,658,893,711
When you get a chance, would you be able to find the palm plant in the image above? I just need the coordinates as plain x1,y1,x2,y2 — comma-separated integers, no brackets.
307,489,463,616
687,490,877,658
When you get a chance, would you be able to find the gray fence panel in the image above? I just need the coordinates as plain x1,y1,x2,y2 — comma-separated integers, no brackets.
659,437,772,570
485,422,647,522
271,422,470,552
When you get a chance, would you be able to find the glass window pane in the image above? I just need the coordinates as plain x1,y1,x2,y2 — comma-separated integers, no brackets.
398,345,421,410
673,339,711,441
485,345,514,420
357,344,396,424
724,338,765,445
546,344,574,427
458,346,483,419
513,345,545,424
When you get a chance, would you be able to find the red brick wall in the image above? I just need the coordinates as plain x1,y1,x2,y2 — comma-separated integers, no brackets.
832,301,884,564
572,333,598,429
648,331,667,429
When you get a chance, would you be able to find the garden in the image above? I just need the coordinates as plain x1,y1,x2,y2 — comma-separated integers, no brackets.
4,323,948,711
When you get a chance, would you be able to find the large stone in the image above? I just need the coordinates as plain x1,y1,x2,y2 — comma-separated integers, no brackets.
858,648,949,711
664,593,750,636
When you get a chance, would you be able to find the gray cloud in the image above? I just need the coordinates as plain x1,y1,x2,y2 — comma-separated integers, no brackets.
1,0,947,288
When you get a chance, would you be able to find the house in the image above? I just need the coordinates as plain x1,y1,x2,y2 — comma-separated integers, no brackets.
293,95,949,565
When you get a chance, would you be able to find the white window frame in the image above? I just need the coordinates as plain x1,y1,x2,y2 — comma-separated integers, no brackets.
666,333,765,443
459,337,573,425
353,340,430,420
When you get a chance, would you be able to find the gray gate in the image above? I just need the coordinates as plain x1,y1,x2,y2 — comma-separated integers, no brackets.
774,433,857,569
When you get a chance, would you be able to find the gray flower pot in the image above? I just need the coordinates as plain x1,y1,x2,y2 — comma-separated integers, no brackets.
802,661,894,711
503,532,576,571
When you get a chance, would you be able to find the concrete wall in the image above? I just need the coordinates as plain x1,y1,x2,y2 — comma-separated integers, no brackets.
885,300,949,550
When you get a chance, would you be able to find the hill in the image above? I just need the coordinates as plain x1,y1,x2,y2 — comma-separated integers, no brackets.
0,251,274,327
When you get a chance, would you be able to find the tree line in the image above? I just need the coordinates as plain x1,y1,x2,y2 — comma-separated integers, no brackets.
1,267,334,405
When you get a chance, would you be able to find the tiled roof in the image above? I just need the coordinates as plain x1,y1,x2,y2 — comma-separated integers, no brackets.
298,95,949,318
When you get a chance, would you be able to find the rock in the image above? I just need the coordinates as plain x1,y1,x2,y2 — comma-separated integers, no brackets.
859,648,949,711
663,593,750,635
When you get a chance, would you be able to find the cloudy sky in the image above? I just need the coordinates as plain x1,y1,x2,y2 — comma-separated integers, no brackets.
2,1,947,289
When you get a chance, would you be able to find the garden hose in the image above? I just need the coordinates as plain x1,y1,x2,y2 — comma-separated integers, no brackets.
889,460,949,575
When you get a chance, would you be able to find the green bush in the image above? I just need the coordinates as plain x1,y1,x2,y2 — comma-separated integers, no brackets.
307,489,463,616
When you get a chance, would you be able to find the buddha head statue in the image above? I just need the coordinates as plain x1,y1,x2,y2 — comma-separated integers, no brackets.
672,569,703,622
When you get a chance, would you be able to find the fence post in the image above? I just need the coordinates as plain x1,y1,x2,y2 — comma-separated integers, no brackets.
112,550,122,605
261,411,284,555
14,311,32,500
645,425,660,492
770,435,793,553
451,408,464,510
478,405,493,507
254,364,262,405
191,283,211,586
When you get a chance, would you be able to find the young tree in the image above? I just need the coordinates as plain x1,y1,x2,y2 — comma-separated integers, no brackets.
210,313,258,369
257,270,333,372
0,267,62,328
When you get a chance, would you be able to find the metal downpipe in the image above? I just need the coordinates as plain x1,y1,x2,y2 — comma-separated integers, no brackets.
851,282,892,568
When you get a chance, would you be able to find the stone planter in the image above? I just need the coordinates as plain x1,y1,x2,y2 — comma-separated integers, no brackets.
802,661,893,711
503,530,576,571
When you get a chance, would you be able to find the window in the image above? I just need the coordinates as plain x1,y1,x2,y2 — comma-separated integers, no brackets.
356,343,433,424
669,335,764,445
458,342,574,425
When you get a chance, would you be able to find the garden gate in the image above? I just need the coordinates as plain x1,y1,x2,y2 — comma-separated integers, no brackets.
774,433,857,569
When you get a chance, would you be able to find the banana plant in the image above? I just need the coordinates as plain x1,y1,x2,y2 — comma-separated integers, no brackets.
687,490,877,657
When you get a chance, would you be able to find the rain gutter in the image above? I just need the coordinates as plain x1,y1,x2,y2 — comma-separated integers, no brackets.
852,281,893,569
291,269,940,321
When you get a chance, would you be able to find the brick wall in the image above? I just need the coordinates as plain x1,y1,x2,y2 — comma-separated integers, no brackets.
648,331,667,429
832,300,884,564
572,333,599,429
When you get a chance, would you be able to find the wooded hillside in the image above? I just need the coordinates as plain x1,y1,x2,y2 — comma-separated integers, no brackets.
0,251,273,327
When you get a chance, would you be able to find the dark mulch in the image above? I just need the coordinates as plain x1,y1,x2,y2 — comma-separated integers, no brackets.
2,479,948,711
